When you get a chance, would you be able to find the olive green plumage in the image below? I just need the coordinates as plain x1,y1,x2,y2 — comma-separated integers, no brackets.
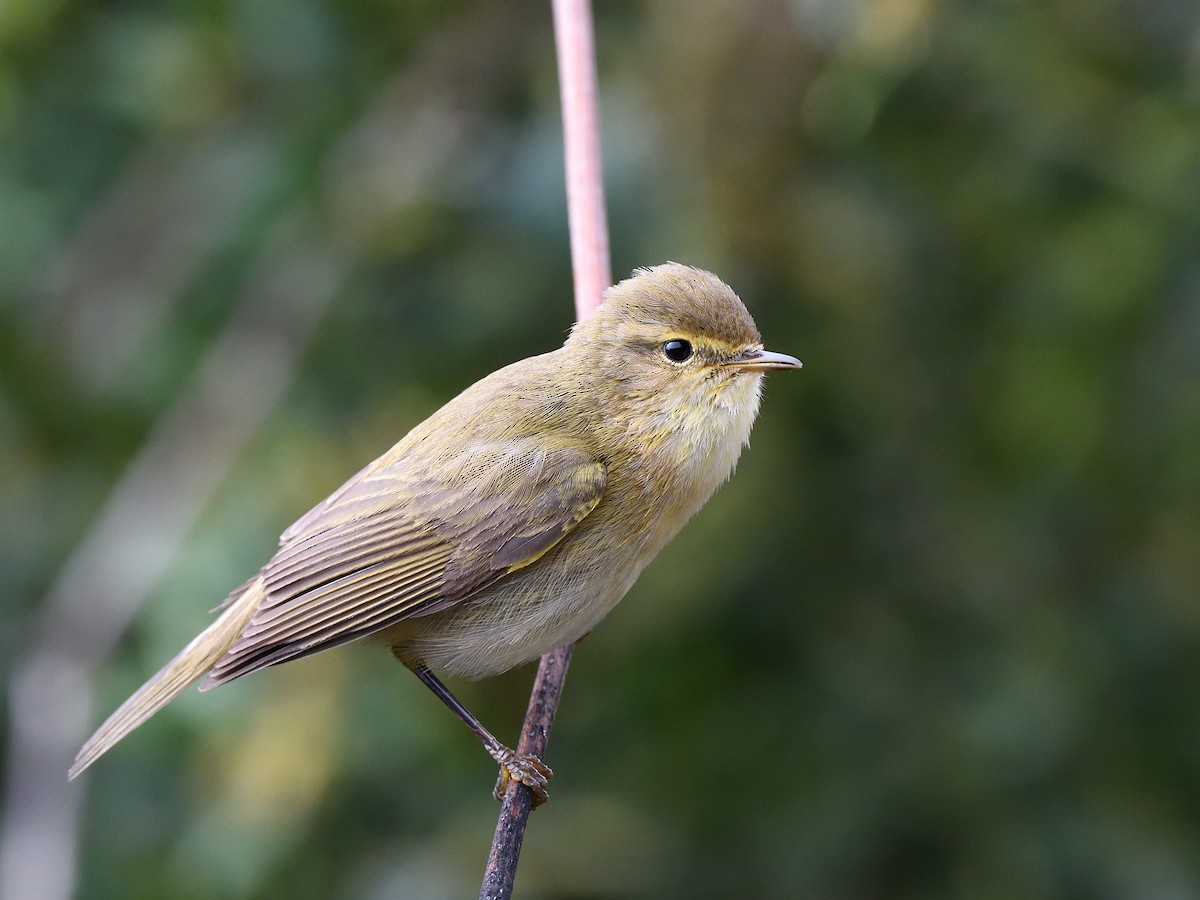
70,263,800,783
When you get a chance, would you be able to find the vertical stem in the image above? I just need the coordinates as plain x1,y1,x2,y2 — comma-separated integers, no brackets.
479,1,610,896
479,645,574,900
553,0,611,320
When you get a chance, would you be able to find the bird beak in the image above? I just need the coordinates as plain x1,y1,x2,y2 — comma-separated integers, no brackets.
724,348,803,372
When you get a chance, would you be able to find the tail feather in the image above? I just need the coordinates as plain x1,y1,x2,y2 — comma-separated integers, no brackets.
68,578,264,780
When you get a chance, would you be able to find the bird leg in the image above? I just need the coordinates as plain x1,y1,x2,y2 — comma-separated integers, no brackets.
399,655,553,807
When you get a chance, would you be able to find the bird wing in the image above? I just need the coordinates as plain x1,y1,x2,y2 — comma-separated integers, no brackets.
203,440,606,685
277,455,391,546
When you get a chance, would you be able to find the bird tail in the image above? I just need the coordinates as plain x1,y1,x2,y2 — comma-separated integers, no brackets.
68,577,264,780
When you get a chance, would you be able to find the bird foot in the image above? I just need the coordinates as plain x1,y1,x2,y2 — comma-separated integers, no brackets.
489,745,553,808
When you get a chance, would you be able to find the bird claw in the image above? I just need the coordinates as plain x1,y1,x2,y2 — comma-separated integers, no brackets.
489,746,553,808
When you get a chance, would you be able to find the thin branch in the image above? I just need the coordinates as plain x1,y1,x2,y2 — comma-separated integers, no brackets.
555,0,611,320
480,0,611,895
479,644,573,900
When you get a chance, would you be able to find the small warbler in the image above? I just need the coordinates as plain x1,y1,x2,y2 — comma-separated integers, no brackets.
70,263,801,802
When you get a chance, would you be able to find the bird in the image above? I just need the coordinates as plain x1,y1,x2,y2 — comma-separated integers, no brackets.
69,262,801,804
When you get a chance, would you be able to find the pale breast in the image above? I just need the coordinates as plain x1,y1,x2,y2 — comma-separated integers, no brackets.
392,373,765,678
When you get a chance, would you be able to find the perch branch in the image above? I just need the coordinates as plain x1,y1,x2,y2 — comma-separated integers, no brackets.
479,0,611,896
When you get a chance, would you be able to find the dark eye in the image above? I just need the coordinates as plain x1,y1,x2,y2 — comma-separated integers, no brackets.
662,339,693,363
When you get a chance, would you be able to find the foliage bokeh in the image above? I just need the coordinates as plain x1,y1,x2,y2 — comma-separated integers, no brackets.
2,0,1200,896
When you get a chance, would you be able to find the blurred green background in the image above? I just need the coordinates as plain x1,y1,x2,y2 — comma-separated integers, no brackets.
3,0,1200,897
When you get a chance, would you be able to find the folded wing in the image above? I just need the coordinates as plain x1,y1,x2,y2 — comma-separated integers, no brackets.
204,440,606,685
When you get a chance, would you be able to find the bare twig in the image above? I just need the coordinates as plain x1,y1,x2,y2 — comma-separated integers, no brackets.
479,644,574,900
479,0,611,894
556,0,611,320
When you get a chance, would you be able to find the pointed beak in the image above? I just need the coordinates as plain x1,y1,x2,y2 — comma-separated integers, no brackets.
724,348,803,372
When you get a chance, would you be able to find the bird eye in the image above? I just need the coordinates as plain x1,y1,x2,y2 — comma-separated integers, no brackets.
662,339,693,363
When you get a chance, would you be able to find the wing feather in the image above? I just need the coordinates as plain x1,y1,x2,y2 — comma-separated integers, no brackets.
263,527,444,607
204,441,606,686
248,555,452,638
